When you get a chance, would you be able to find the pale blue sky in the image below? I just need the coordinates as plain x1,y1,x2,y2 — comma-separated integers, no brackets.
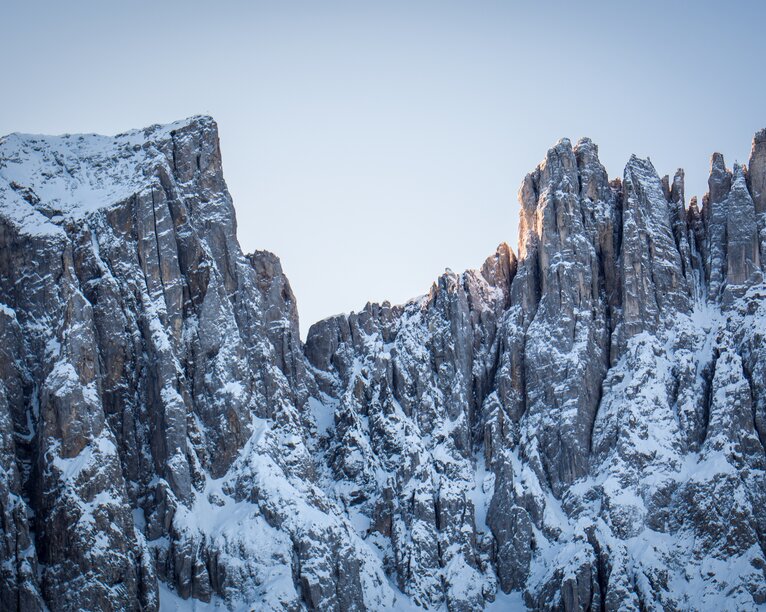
3,1,765,334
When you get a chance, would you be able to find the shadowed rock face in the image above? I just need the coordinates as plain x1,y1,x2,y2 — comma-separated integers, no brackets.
1,118,766,611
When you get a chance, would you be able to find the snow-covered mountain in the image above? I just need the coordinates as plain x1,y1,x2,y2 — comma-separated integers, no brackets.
1,117,765,611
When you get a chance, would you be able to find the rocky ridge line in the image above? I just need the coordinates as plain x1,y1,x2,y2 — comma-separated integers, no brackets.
0,118,765,610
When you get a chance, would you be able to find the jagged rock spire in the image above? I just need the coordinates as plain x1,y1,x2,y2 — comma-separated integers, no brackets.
2,120,766,611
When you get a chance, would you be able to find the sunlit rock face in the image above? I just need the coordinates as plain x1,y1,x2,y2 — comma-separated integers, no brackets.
1,118,765,611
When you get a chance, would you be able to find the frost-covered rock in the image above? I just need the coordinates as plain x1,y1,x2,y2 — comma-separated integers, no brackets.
0,118,408,611
1,118,765,611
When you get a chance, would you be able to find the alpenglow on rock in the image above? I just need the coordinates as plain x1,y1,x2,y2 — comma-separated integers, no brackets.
0,117,765,611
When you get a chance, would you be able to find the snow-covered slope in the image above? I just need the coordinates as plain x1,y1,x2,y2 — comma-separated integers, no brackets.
1,118,765,611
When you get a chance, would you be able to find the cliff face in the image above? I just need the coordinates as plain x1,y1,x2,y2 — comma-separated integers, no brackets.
0,118,400,612
0,118,765,611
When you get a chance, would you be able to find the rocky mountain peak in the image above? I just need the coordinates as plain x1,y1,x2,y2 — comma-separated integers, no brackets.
1,120,766,611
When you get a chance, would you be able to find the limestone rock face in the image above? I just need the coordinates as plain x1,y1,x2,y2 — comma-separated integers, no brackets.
724,165,762,297
617,155,691,346
0,118,404,612
748,128,766,264
1,118,766,611
705,153,763,302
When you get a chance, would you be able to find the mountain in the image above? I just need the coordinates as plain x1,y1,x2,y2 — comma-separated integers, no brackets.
0,117,764,611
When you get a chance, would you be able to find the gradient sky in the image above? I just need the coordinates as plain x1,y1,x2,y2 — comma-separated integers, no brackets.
3,0,766,336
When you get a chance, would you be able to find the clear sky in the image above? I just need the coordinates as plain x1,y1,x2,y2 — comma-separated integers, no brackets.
3,1,766,336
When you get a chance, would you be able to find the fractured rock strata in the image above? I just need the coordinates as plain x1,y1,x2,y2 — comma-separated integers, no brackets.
1,117,765,610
